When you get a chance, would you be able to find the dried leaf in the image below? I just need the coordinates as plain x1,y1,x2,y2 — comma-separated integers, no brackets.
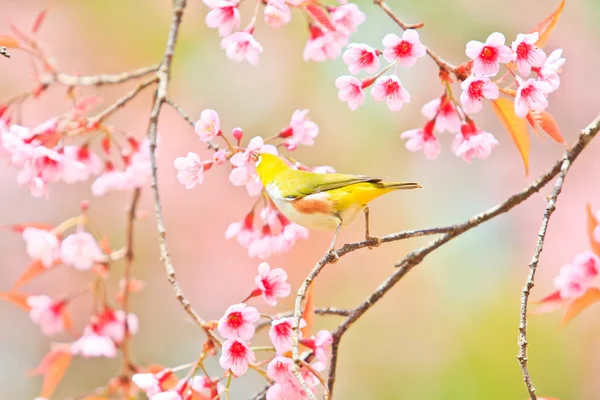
0,34,19,48
586,204,600,257
531,0,566,48
305,3,336,31
491,98,530,175
529,111,565,144
0,291,30,310
562,287,600,326
301,284,315,339
32,9,48,34
11,259,49,290
39,350,72,398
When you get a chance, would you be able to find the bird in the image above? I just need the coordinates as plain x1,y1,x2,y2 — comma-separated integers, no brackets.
253,153,421,257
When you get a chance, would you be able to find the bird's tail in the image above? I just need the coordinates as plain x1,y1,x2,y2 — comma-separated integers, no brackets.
377,182,422,190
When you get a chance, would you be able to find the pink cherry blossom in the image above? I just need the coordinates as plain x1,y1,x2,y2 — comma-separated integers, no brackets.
264,0,291,28
255,262,291,306
194,109,220,142
269,317,306,354
554,263,590,299
330,3,366,36
61,145,103,184
16,146,65,197
572,251,600,281
221,32,263,66
70,325,117,358
267,356,295,383
205,0,240,37
512,32,547,76
281,109,320,149
152,389,183,400
98,309,139,343
370,75,410,111
60,231,104,270
267,382,308,400
534,49,565,92
343,43,380,74
514,78,552,118
226,212,258,247
303,26,347,62
27,295,66,336
421,97,461,133
219,339,256,376
248,207,308,259
382,29,426,67
212,149,229,165
400,120,440,160
451,123,499,163
300,330,333,369
465,32,512,76
174,152,205,189
22,227,59,268
229,136,278,196
133,372,165,397
459,76,499,114
335,75,365,110
191,375,225,397
218,303,260,340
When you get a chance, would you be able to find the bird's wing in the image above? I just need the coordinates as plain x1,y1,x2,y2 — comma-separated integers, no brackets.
278,171,381,199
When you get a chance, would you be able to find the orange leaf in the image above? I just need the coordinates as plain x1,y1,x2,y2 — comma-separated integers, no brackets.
530,0,565,48
491,98,530,175
0,291,31,310
305,3,336,31
562,287,600,326
11,259,49,290
32,9,48,34
586,204,600,257
40,350,72,398
301,284,315,339
529,111,565,144
0,34,19,48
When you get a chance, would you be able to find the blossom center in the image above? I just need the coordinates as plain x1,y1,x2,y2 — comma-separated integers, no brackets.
227,311,244,328
516,42,529,60
520,84,534,98
274,321,291,336
468,80,484,98
359,50,374,65
394,40,412,57
384,80,399,96
480,46,497,62
229,341,247,358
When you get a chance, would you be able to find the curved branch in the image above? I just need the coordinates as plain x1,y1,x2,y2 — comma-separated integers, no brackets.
40,65,159,87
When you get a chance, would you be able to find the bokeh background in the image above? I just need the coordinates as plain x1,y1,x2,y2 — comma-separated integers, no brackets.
1,0,600,399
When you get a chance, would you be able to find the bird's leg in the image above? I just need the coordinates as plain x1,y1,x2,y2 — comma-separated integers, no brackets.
364,206,381,249
327,222,341,262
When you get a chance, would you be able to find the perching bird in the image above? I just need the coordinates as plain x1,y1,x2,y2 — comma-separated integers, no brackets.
254,153,421,256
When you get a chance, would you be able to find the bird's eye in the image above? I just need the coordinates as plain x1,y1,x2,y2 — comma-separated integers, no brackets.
251,152,260,162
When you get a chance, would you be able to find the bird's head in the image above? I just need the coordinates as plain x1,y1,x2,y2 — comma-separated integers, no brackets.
253,153,290,186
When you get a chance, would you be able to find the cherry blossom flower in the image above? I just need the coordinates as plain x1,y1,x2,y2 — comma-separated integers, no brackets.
194,109,220,142
221,31,263,65
191,375,225,397
421,97,461,133
205,0,240,37
98,309,139,343
335,75,365,110
370,75,411,111
212,149,229,165
16,146,65,197
61,145,103,184
264,0,291,29
255,262,291,306
247,207,308,259
342,43,379,75
451,123,499,163
70,325,117,358
511,32,547,76
60,231,105,271
226,211,258,247
330,2,366,36
229,136,278,196
132,372,165,397
280,109,319,150
400,120,440,160
218,303,260,340
572,251,600,281
459,76,499,114
151,385,185,400
300,330,333,370
174,152,205,189
514,78,552,118
269,317,306,354
303,26,346,62
382,29,426,67
554,263,590,299
534,49,565,92
267,356,295,383
465,32,512,76
22,227,59,268
27,295,66,336
219,339,256,376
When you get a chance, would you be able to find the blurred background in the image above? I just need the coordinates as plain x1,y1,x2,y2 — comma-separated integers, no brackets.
1,0,600,399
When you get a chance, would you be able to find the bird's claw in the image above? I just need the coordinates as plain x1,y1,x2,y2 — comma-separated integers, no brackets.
366,236,382,249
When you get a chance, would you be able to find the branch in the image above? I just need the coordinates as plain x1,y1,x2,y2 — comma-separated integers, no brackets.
40,65,159,87
0,46,10,58
253,307,351,332
89,76,158,124
518,159,571,399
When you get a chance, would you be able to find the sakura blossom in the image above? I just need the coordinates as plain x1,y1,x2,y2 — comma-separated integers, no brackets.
70,325,117,358
514,78,552,118
330,2,366,36
246,206,308,259
400,120,441,160
225,211,258,248
280,109,320,149
266,382,307,400
255,262,291,306
421,97,461,133
269,317,306,354
303,26,346,62
27,295,65,336
194,109,221,142
98,309,139,343
382,29,426,67
212,149,229,165
151,389,184,400
191,375,225,397
59,231,105,271
217,303,260,340
451,123,499,163
534,48,565,92
554,264,590,299
204,0,240,37
335,75,365,110
370,75,411,111
61,145,103,184
229,136,278,196
132,372,164,397
174,152,205,189
267,356,295,384
511,32,547,77
22,227,59,268
459,76,499,114
572,251,600,281
221,31,263,66
219,338,256,376
465,32,512,76
264,0,291,29
343,43,380,75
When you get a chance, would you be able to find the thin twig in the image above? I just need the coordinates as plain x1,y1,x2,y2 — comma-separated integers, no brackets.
518,159,571,399
40,64,159,87
254,307,351,332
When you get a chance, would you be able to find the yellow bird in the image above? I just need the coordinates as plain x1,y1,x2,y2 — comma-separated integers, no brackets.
253,153,421,255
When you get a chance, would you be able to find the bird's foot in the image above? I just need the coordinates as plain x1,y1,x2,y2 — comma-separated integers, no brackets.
366,235,382,250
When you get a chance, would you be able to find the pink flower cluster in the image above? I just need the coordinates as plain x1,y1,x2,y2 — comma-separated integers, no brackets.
336,29,426,111
553,251,599,300
134,369,225,400
203,0,365,65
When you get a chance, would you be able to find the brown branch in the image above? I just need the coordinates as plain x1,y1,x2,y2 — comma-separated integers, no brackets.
0,46,10,58
254,307,351,332
518,159,571,399
40,64,159,87
90,76,158,124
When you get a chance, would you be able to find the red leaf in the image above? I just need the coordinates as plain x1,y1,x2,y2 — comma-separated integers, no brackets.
530,0,566,48
0,34,19,48
305,4,336,31
301,284,315,339
32,9,48,34
586,204,600,257
5,222,54,233
11,259,51,290
491,98,530,175
0,292,31,310
529,111,565,144
535,290,562,304
30,348,73,398
562,287,600,326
